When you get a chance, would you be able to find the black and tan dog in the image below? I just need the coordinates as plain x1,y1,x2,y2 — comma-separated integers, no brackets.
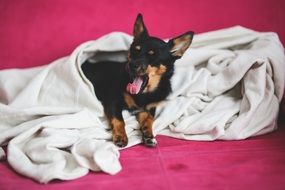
81,14,193,147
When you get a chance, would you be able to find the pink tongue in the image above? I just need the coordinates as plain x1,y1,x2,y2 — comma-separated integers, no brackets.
126,77,143,94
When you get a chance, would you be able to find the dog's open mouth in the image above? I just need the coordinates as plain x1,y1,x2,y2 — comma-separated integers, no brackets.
126,75,149,94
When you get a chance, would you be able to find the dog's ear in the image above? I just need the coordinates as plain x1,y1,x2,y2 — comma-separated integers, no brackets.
168,31,194,58
133,13,149,40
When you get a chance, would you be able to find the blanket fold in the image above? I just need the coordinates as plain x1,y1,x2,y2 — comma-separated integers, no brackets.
0,26,284,183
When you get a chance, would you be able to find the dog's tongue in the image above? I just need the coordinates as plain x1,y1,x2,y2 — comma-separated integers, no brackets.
126,77,143,94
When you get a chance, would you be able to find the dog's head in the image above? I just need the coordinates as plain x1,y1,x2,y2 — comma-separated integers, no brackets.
126,14,194,95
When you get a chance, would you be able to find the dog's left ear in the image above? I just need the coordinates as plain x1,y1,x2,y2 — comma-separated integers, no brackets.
168,31,194,58
133,13,149,40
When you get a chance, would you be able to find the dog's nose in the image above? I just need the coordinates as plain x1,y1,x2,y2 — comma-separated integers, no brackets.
130,61,146,73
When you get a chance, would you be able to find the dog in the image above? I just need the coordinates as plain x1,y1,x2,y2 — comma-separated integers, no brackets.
81,14,194,147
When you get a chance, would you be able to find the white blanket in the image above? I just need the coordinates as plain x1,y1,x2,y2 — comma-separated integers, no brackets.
0,26,284,183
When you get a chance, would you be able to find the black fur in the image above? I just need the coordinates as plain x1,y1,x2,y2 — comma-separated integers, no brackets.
81,14,193,147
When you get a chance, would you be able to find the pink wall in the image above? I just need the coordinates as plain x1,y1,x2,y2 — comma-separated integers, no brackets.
0,0,284,69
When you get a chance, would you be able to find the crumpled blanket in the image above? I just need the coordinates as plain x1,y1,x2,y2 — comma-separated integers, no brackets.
0,26,284,183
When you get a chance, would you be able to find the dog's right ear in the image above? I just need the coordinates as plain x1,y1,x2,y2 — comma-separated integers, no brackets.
133,13,149,40
168,31,194,58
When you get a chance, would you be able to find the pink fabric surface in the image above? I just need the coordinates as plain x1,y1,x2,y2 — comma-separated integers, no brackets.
1,127,285,190
1,0,285,190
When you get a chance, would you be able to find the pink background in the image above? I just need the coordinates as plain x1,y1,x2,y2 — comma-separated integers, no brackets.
0,0,285,190
0,0,284,69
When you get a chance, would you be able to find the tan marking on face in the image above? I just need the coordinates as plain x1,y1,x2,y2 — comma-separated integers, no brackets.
144,64,167,93
148,50,155,55
124,92,137,108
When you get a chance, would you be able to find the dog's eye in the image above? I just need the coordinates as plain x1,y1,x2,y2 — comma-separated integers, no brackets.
135,45,141,51
148,50,155,55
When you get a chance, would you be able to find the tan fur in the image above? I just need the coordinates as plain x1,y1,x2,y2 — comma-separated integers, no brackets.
111,118,125,132
136,111,154,137
148,50,154,55
124,92,137,108
137,111,148,124
144,64,167,93
110,118,127,143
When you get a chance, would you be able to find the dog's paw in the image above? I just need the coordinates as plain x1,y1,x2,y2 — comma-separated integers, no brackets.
113,135,128,148
143,137,157,147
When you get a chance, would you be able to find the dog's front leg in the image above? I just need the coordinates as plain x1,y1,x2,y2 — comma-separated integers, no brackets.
110,117,128,148
105,105,128,148
136,111,157,147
